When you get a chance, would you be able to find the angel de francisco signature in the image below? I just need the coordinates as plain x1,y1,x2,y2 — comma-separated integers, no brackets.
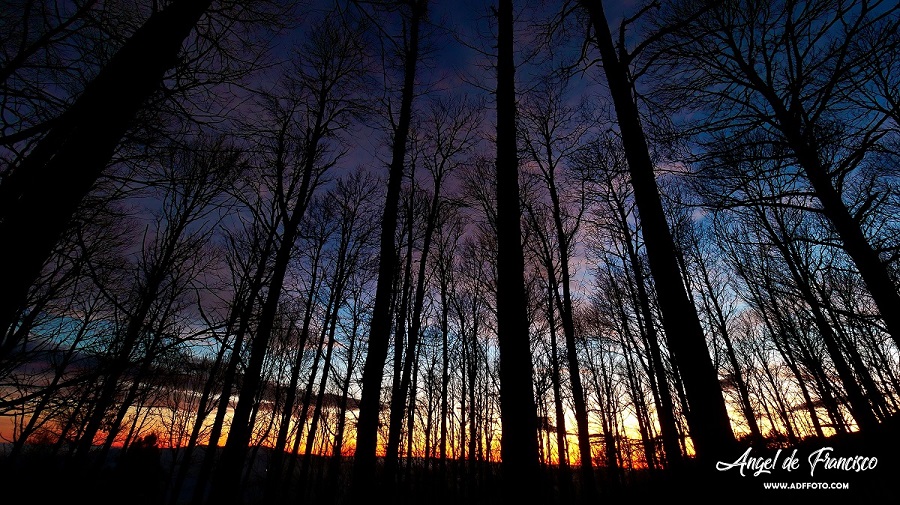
715,446,878,477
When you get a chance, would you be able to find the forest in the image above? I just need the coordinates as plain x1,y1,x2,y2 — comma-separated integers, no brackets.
1,0,899,503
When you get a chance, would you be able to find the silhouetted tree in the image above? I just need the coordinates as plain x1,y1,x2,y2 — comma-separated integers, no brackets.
351,1,427,501
494,0,543,498
657,0,900,350
577,0,737,467
206,12,369,504
519,76,598,501
384,96,479,484
579,135,684,470
0,0,215,343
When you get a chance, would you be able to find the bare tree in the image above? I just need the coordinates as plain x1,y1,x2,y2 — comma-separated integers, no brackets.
0,0,216,342
578,134,684,470
351,1,427,500
206,13,370,504
656,0,900,349
383,95,480,484
519,75,598,501
494,0,543,497
576,0,737,467
70,135,242,466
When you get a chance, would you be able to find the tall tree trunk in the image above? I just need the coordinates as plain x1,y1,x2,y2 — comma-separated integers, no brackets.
298,312,339,488
583,340,620,485
820,291,891,420
467,319,477,466
735,253,829,439
283,289,334,496
495,0,543,497
298,247,353,492
390,193,416,437
612,196,683,470
206,119,325,505
546,283,574,501
579,0,736,466
438,250,451,474
620,332,658,470
459,312,468,464
384,192,416,481
0,0,213,340
351,2,425,499
324,303,361,505
524,203,578,499
167,326,231,505
764,94,900,351
691,241,763,444
404,336,423,470
752,337,799,444
191,223,278,505
759,209,880,433
543,167,599,503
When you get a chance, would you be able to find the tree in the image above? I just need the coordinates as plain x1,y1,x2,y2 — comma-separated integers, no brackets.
678,216,764,444
578,134,683,470
519,76,599,501
71,135,243,465
577,0,737,468
351,0,427,500
383,95,479,485
206,13,369,504
657,0,900,350
295,171,379,496
494,0,543,497
0,0,215,342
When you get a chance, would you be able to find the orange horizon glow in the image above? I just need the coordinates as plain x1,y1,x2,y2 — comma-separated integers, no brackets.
1,372,845,468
